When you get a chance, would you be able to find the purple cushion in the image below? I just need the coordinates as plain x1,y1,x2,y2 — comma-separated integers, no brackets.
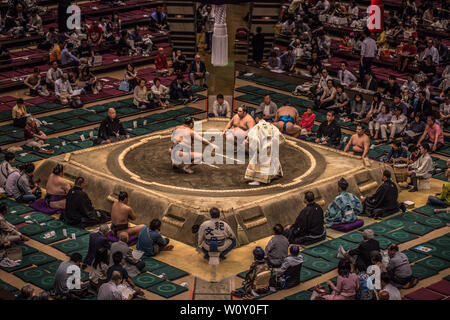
29,198,64,215
405,288,445,300
106,231,138,246
427,280,450,296
330,219,364,232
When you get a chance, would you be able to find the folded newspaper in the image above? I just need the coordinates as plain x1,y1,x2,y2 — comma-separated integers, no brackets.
117,284,135,300
132,250,144,260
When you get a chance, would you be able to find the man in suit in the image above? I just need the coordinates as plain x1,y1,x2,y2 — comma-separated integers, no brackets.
362,72,378,91
84,224,111,266
346,229,380,270
189,54,210,89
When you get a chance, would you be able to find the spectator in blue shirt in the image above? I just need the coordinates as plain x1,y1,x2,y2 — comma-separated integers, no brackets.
385,141,408,163
60,43,80,68
137,218,173,257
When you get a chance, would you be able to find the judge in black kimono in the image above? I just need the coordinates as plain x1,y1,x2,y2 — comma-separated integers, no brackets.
95,108,129,145
361,170,405,218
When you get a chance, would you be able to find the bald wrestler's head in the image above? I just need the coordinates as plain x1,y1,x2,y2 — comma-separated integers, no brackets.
108,108,116,120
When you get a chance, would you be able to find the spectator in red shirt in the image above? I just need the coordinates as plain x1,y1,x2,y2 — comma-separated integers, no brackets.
24,117,53,154
397,37,417,72
417,115,444,152
299,106,316,136
88,20,103,46
154,47,169,76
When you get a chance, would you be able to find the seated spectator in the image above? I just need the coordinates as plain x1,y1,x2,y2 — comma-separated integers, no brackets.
109,233,145,276
0,152,15,192
60,43,80,68
384,106,408,143
347,94,368,122
12,98,29,128
420,39,439,65
315,111,341,149
306,51,322,73
407,142,434,192
84,224,111,266
380,272,401,300
386,243,418,289
417,115,444,152
361,170,403,218
111,192,145,237
264,224,289,268
23,117,53,155
89,248,109,292
40,27,58,50
420,56,437,84
369,105,391,141
0,44,12,65
118,30,136,57
265,51,281,71
281,15,296,35
79,67,101,94
54,253,88,299
427,168,450,207
45,164,70,209
169,74,195,103
319,260,359,300
299,106,316,136
150,77,169,109
439,94,450,127
137,218,173,257
232,247,270,298
357,92,383,125
401,74,418,93
331,84,350,116
344,125,370,158
324,178,362,228
198,207,236,260
311,0,330,15
172,49,187,74
0,202,28,246
5,3,28,38
367,251,386,291
68,68,80,89
256,94,277,122
77,39,95,66
404,114,426,145
98,270,129,300
24,68,48,97
276,245,302,289
63,177,110,227
283,191,326,245
280,46,296,73
189,54,209,88
88,20,103,46
383,75,401,99
211,93,231,118
385,141,408,163
417,82,431,102
106,252,143,296
121,64,138,93
49,40,63,64
436,37,448,64
347,229,380,270
311,68,331,100
128,25,143,49
133,79,152,109
96,108,129,145
45,61,63,91
354,260,374,300
15,285,34,300
252,26,265,66
376,25,387,48
316,79,336,110
26,8,42,35
361,72,378,92
338,62,357,87
149,5,167,32
397,37,417,72
55,73,76,105
155,47,169,76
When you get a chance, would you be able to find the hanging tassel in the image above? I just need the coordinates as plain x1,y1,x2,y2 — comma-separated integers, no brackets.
211,4,228,67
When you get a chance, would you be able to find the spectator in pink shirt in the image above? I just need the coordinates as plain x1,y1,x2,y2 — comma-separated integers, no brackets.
417,115,444,152
315,260,360,300
299,106,316,136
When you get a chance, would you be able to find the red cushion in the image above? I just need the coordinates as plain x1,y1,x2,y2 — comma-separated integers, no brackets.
405,288,445,300
427,280,450,296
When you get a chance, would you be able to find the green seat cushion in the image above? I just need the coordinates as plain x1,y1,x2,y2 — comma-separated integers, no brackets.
81,113,104,123
19,223,48,236
45,138,63,147
74,140,94,149
416,257,450,272
176,106,202,115
403,223,434,236
0,135,18,144
0,280,18,292
14,153,43,163
428,236,450,248
45,122,72,132
0,124,17,133
417,217,447,229
116,107,137,116
430,247,450,262
396,212,424,223
25,212,54,223
64,118,90,128
322,238,358,251
402,249,429,263
4,213,25,225
15,244,38,256
301,267,321,282
31,230,67,244
40,260,64,274
36,102,61,110
146,280,188,298
142,257,169,272
24,251,56,266
150,265,189,281
45,219,66,230
340,231,364,243
8,204,34,215
361,223,394,235
373,236,393,250
411,243,445,255
436,211,450,222
433,173,447,181
302,245,338,262
13,267,50,282
60,133,84,142
52,237,89,254
413,205,438,217
284,290,312,300
146,112,172,122
236,270,248,279
131,273,164,289
384,230,418,244
30,274,56,290
411,264,439,280
302,258,337,274
378,218,412,230
129,127,152,136
52,144,80,156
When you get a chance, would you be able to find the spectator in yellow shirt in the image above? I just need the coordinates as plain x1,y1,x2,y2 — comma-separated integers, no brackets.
427,169,450,207
12,98,29,128
49,41,63,64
